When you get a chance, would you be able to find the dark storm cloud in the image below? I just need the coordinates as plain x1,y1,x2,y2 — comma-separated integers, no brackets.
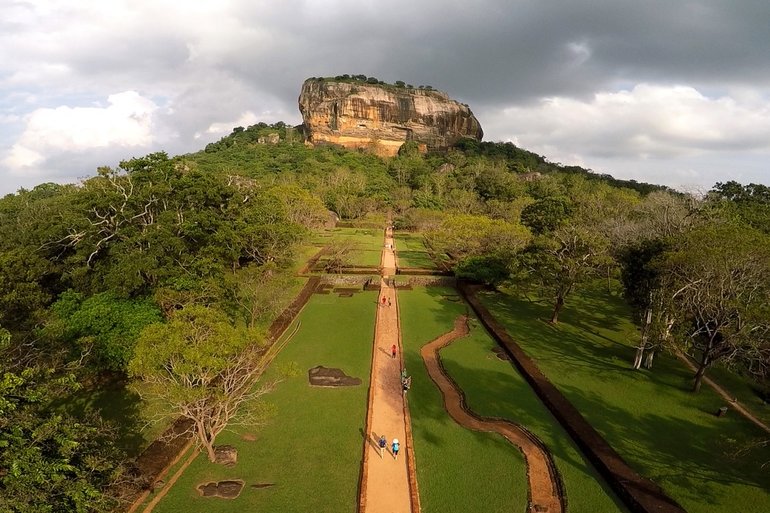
212,0,770,112
3,0,770,193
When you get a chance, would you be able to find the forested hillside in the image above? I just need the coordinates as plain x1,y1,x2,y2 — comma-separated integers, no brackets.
1,123,768,511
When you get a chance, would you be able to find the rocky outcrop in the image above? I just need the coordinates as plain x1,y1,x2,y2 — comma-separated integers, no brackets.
298,78,483,156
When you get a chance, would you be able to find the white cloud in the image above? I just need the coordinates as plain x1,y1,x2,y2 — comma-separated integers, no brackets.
3,91,158,174
198,111,260,138
4,144,45,170
485,84,770,161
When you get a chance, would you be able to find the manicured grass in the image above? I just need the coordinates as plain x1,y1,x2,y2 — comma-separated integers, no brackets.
349,249,383,267
151,290,377,513
400,287,625,512
311,227,384,251
480,283,770,513
397,251,435,269
312,227,385,268
394,232,436,269
394,232,428,252
399,287,527,512
441,319,628,513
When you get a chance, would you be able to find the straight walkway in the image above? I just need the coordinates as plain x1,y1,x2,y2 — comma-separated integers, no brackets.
359,226,414,513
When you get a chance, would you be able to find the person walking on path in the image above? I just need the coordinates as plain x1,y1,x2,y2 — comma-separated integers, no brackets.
391,344,397,359
381,296,387,307
401,368,407,381
378,435,387,459
392,438,400,460
387,297,392,307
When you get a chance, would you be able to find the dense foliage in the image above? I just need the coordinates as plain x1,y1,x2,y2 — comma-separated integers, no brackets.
1,330,124,513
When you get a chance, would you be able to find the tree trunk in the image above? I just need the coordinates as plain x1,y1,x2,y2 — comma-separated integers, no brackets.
633,307,653,370
692,353,710,393
196,420,217,462
550,295,564,324
644,349,655,369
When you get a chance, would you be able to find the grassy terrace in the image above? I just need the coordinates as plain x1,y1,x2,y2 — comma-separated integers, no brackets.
400,287,625,512
151,289,377,513
394,232,436,269
479,283,770,513
312,227,384,268
399,287,526,512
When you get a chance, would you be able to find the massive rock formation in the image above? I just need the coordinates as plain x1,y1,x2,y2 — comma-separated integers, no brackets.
298,78,483,156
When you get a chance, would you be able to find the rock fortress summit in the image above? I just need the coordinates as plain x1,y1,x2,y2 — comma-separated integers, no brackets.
298,76,483,156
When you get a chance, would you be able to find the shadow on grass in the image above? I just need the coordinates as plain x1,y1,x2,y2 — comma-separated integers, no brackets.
478,286,770,511
556,383,770,507
481,290,696,391
60,377,148,457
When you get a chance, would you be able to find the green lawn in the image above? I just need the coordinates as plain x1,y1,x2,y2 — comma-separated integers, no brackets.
151,290,377,513
400,287,625,512
312,227,384,268
399,287,527,512
311,227,384,252
480,283,770,513
397,251,435,269
394,232,428,252
349,249,383,267
394,232,436,269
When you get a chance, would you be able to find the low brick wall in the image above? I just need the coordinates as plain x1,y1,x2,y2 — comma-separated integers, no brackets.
396,267,453,276
320,275,378,287
131,417,195,490
399,276,457,288
266,277,320,342
459,283,686,513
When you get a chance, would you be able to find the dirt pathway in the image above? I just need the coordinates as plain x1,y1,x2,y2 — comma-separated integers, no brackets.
421,316,566,513
359,227,416,513
676,352,770,434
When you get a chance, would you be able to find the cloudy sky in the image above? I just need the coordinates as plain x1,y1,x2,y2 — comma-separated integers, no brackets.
2,0,770,195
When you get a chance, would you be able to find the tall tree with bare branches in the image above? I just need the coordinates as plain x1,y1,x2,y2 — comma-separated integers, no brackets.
660,223,770,392
128,306,277,462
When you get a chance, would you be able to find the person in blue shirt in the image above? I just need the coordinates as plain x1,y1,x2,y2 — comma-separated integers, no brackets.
378,435,387,458
392,438,400,460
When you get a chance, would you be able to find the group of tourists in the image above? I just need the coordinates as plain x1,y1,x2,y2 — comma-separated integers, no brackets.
378,434,399,460
377,346,410,461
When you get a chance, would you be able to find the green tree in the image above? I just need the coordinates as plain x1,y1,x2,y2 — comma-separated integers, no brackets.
43,291,163,372
517,225,610,323
425,214,531,269
618,239,672,369
520,196,573,235
128,306,275,462
224,263,295,329
0,249,54,330
1,330,124,513
711,181,770,234
659,223,770,392
455,254,511,286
